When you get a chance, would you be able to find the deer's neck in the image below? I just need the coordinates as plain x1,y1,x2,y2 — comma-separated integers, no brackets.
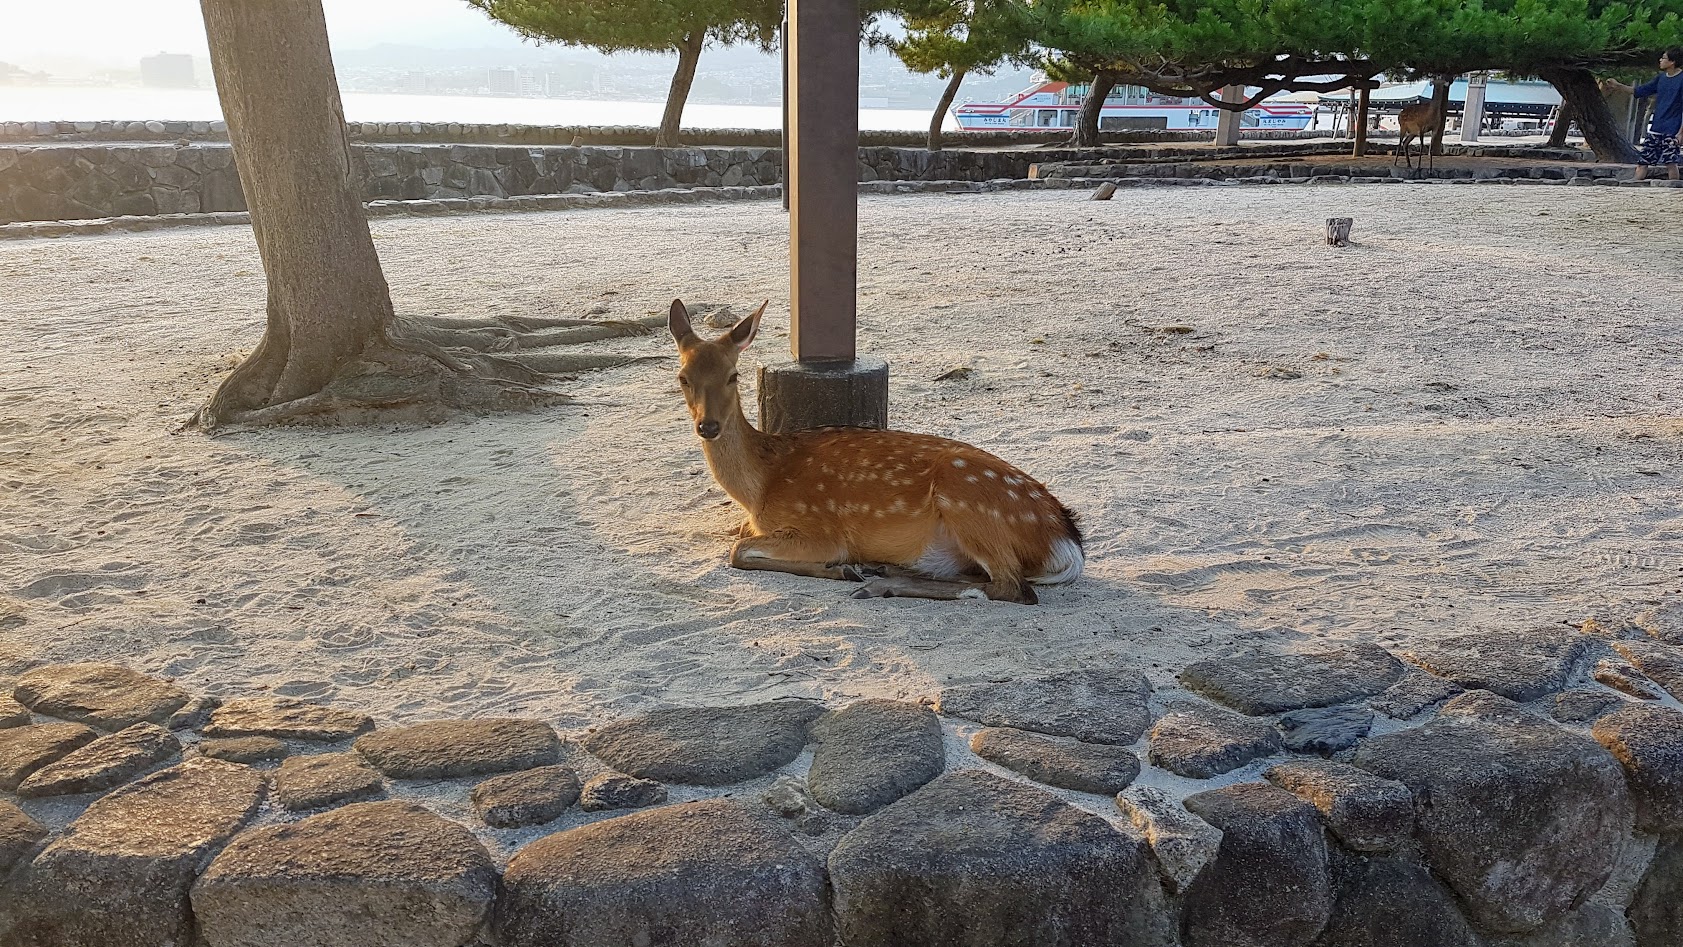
700,406,778,514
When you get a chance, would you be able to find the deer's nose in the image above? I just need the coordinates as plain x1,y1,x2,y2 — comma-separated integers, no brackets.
696,420,721,440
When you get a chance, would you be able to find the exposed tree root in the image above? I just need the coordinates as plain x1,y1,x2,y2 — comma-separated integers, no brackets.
191,313,667,433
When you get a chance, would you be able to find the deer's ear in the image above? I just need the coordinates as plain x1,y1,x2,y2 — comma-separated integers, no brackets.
729,301,767,353
668,299,697,348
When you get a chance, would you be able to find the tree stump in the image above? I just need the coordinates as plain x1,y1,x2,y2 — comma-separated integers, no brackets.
1326,218,1354,247
1091,182,1118,201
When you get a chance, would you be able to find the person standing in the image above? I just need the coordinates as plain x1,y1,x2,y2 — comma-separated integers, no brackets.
1603,49,1683,181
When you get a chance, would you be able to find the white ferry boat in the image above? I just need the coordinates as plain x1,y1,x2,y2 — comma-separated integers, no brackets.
952,78,1315,131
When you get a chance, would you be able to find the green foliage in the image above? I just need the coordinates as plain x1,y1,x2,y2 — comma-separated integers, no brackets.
1023,0,1376,104
1362,0,1683,78
1022,0,1683,101
465,0,783,54
886,0,1036,79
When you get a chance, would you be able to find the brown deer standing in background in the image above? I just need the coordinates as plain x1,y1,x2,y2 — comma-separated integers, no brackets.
1394,99,1441,169
667,299,1085,605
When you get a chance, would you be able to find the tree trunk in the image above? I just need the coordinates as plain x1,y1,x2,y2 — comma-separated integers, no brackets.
1540,66,1639,163
1353,86,1370,156
928,69,967,152
198,0,394,425
1429,78,1453,156
1326,217,1353,247
658,30,705,148
193,0,656,430
1075,71,1117,148
1548,99,1575,147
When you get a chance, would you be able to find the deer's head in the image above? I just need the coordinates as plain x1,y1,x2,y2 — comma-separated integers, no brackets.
668,298,765,441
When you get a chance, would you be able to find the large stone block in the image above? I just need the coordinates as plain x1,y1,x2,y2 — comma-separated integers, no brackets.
1263,759,1414,853
355,718,560,779
582,701,822,786
934,667,1153,745
1180,782,1332,947
1149,702,1281,779
970,726,1140,795
14,663,192,731
1353,691,1632,934
17,721,179,798
829,770,1166,947
1630,839,1683,947
0,799,46,873
1591,704,1683,834
1315,852,1481,947
204,696,372,741
6,759,266,947
807,699,943,814
0,722,99,789
1400,629,1589,701
193,800,496,947
498,798,830,947
1179,642,1404,715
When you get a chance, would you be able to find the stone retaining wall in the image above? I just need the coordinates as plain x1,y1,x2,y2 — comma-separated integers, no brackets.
0,139,1595,225
0,119,1334,148
2,620,1682,946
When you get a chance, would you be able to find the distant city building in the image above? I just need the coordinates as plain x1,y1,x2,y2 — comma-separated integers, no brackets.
488,67,518,95
140,53,195,89
402,71,428,94
517,67,541,97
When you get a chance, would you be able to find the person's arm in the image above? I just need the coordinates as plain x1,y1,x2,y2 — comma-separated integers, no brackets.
1602,76,1660,97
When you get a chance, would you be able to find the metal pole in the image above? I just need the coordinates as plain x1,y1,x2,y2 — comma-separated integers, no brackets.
787,0,857,362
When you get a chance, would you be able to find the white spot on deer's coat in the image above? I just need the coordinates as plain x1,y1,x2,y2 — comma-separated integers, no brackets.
951,459,967,468
966,475,979,483
984,470,998,479
1007,490,1020,500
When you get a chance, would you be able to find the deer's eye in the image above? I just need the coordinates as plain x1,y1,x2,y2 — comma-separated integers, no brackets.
727,372,739,385
678,376,691,387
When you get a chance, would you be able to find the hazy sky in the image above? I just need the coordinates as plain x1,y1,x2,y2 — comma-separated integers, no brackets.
2,0,528,69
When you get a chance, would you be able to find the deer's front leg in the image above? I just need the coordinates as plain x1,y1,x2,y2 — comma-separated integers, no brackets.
730,533,857,581
852,575,1039,605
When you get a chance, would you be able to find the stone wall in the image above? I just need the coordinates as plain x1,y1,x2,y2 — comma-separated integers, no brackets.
0,140,1423,224
0,119,1333,148
0,139,1626,226
2,623,1683,946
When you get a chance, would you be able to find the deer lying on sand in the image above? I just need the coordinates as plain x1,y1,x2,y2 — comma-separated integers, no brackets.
1394,100,1440,169
668,299,1084,605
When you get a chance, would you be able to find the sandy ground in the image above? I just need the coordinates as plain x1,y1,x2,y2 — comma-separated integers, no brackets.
2,186,1681,734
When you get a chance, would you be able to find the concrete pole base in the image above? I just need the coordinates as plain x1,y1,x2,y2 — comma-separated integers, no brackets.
757,357,889,434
